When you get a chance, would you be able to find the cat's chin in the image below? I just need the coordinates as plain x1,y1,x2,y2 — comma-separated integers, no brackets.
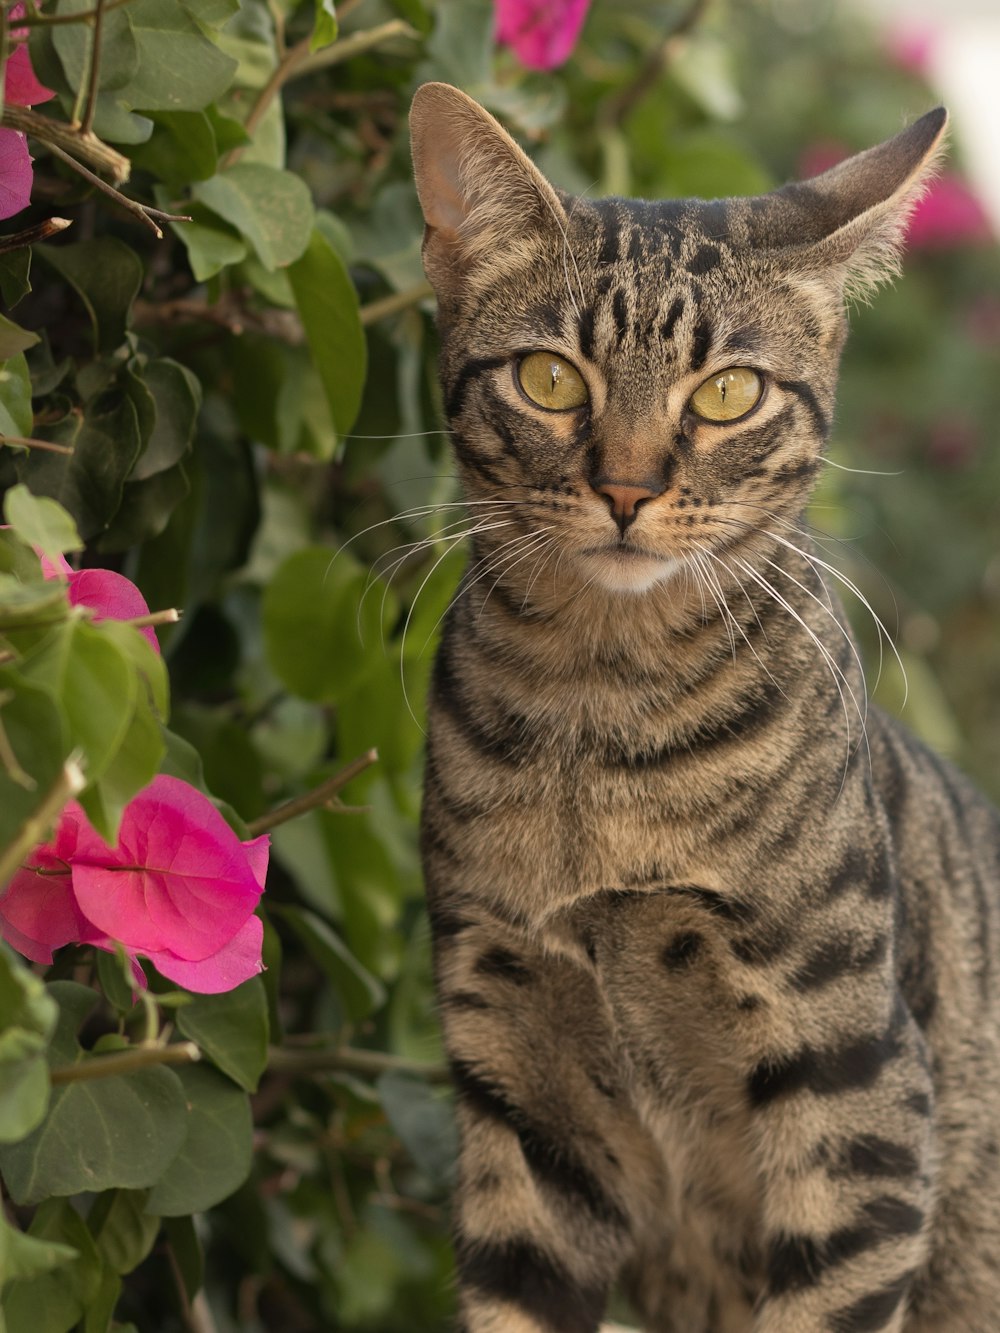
577,547,685,595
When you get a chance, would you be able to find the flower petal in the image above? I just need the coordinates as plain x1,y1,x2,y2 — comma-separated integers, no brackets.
494,0,590,70
0,128,34,221
69,775,263,960
0,862,89,964
3,42,55,107
143,915,265,994
39,551,74,579
67,569,160,651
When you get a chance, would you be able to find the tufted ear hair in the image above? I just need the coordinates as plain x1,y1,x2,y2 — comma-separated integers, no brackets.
749,107,948,301
409,81,568,298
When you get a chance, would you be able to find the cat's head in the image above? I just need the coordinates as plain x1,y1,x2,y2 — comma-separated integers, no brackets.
410,83,945,596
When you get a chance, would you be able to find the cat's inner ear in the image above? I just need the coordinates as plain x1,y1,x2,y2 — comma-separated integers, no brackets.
409,82,567,295
759,107,948,300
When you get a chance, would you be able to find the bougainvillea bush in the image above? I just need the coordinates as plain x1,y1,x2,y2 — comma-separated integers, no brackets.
0,0,997,1328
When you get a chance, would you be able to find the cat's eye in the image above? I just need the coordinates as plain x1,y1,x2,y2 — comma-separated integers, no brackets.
517,352,589,411
688,367,763,423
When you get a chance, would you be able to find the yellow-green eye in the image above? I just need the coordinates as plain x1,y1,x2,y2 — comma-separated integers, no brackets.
517,352,589,411
688,367,763,422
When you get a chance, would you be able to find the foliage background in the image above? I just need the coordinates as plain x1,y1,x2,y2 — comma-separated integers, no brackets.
0,0,997,1329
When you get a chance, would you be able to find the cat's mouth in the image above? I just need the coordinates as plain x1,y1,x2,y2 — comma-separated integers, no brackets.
577,542,684,593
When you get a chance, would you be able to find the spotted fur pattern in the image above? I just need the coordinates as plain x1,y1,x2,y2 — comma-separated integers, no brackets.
410,84,1000,1332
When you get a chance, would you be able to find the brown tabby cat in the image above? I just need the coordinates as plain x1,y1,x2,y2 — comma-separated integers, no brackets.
410,82,1000,1333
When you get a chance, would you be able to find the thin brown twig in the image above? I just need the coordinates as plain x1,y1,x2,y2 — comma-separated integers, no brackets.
359,281,433,326
267,1043,450,1084
49,1041,201,1085
80,0,106,136
0,433,74,455
598,0,711,131
13,0,133,26
45,142,191,237
246,749,378,836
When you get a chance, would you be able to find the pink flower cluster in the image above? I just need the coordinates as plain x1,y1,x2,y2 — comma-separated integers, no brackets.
0,3,55,220
495,0,590,70
0,554,268,993
1,777,268,993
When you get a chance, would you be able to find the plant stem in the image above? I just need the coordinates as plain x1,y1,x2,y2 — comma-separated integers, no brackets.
45,142,191,238
0,432,74,455
1,105,130,183
49,1040,201,1085
80,0,106,136
0,217,72,253
359,281,433,326
120,608,181,630
0,754,86,889
224,18,418,168
14,0,134,27
0,694,35,790
294,18,418,78
246,749,378,836
267,1044,450,1084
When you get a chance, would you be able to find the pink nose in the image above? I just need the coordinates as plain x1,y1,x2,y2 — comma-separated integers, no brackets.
593,481,661,534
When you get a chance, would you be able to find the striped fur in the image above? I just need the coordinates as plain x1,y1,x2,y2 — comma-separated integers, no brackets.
410,85,1000,1332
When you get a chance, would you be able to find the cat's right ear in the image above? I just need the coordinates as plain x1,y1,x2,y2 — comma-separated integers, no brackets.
409,82,567,299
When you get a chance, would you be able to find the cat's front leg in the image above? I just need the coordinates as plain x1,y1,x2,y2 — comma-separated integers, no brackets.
748,994,934,1333
430,904,664,1333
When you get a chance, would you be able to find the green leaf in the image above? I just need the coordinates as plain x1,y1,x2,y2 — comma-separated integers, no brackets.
1,1199,101,1332
310,0,337,52
130,359,201,481
114,0,238,111
162,1216,202,1303
88,1190,159,1276
279,905,386,1023
0,668,71,858
2,486,83,562
287,228,367,440
0,352,33,438
376,1071,457,1187
24,618,136,791
52,0,139,94
165,200,247,282
17,389,144,541
34,240,143,355
262,546,396,703
128,110,219,185
96,462,191,552
176,976,269,1092
0,249,31,308
0,1208,77,1290
0,946,58,1143
193,165,315,271
0,1017,188,1205
0,313,39,360
146,1065,253,1216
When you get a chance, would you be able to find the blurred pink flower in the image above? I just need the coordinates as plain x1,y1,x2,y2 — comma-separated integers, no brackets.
906,175,992,249
40,554,161,652
495,0,590,70
0,776,269,994
0,2,55,221
885,21,938,77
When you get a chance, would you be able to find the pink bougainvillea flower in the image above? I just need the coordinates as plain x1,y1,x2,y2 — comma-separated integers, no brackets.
495,0,590,70
0,3,55,221
905,174,992,249
0,776,269,993
37,553,161,652
885,21,938,77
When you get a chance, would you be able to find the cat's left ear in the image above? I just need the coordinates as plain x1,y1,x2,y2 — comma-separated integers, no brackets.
409,82,568,300
760,107,948,300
